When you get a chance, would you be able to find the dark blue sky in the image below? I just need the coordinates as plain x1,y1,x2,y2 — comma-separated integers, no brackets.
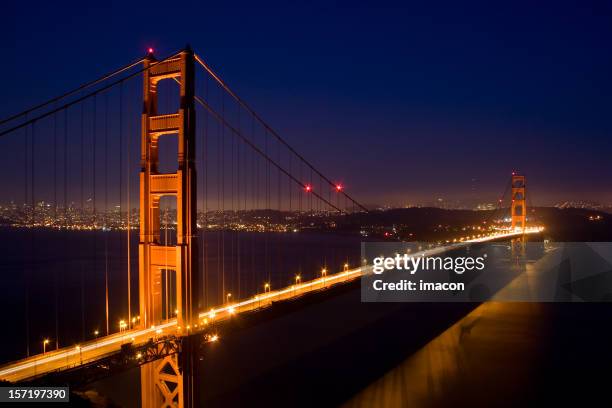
3,1,612,206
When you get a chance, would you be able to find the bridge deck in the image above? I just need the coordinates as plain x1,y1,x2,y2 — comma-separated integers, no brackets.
0,228,541,382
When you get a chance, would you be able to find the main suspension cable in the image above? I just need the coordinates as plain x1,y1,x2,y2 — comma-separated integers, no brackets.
0,50,182,139
194,95,344,213
0,57,145,126
194,54,368,212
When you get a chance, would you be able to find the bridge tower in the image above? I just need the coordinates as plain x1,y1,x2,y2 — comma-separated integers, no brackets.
511,174,526,231
139,47,200,408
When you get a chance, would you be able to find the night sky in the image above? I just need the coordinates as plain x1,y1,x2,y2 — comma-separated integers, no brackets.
3,1,611,206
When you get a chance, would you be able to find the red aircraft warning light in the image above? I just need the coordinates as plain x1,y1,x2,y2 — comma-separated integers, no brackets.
147,47,154,55
305,185,312,192
335,184,343,192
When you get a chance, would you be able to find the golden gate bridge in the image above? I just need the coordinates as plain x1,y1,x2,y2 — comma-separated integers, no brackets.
0,46,540,407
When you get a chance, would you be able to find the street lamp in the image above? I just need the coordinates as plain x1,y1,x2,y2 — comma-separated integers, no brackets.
75,345,82,365
226,293,232,304
119,320,127,343
94,330,99,339
294,275,301,295
264,283,270,293
321,268,327,287
343,263,349,272
43,339,49,354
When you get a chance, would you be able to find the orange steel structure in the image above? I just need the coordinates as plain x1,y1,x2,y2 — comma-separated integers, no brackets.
139,47,199,408
511,174,526,231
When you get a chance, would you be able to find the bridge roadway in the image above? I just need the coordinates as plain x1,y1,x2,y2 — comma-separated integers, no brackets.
0,228,542,382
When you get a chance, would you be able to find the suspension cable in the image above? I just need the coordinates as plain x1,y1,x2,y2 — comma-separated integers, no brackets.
194,95,344,213
194,54,368,212
0,50,182,138
0,57,145,126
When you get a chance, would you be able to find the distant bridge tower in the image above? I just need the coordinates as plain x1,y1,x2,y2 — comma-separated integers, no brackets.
511,173,526,231
139,47,200,408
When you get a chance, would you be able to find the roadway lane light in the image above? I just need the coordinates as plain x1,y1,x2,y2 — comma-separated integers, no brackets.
209,334,219,342
136,353,142,359
209,309,216,319
228,306,235,315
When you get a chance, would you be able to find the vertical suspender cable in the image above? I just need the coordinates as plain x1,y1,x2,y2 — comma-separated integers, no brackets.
236,106,241,298
80,103,85,342
203,76,209,309
53,111,59,350
122,82,132,327
31,121,36,350
92,97,97,340
104,93,109,335
221,92,225,303
250,117,256,294
216,95,221,306
265,129,270,285
63,109,68,346
230,108,235,299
